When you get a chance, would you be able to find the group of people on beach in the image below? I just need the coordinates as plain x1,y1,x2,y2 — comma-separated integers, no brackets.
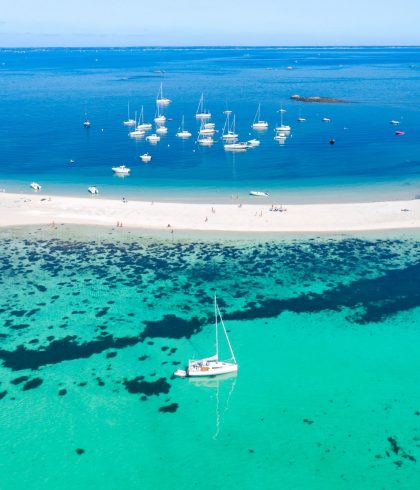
270,205,288,212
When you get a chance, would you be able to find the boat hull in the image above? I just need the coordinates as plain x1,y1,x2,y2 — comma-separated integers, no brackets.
187,362,238,377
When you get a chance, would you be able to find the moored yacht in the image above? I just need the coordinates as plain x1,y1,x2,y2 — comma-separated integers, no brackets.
140,153,152,162
112,165,130,175
174,295,238,378
252,103,269,129
156,82,171,106
176,116,192,138
195,94,212,119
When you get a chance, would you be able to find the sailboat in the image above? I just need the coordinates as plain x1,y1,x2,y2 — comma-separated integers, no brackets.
156,82,171,106
154,104,166,124
129,111,146,137
275,107,291,132
195,94,212,120
137,106,152,131
174,295,238,377
199,119,216,135
176,116,192,138
83,113,91,128
252,103,268,129
222,113,239,141
123,102,136,126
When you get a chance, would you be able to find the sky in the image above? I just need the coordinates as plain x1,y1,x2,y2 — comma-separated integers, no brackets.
0,0,419,47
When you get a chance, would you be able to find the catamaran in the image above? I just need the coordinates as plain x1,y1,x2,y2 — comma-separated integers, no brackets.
195,94,212,119
176,116,192,138
252,103,269,129
174,296,238,378
156,82,171,106
123,102,136,126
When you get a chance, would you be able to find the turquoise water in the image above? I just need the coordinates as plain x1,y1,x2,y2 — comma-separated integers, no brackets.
1,47,420,202
1,225,420,488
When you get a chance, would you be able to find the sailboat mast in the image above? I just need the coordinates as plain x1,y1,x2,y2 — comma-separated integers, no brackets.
216,304,236,364
215,294,219,360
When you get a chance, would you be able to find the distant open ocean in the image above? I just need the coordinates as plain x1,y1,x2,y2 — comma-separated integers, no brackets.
1,46,420,202
1,48,420,490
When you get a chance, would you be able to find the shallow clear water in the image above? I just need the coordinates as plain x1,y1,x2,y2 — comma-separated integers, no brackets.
1,47,420,202
1,225,420,489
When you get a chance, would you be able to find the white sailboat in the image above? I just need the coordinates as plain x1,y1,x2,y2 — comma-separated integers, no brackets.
174,295,238,378
112,165,130,175
199,119,217,135
154,105,166,124
156,82,171,106
222,113,238,141
252,103,269,129
176,116,192,138
137,106,152,131
123,102,136,126
275,107,291,132
129,111,146,137
146,134,161,143
156,125,168,134
195,94,212,120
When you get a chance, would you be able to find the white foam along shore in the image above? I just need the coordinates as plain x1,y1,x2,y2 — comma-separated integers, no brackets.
0,192,419,233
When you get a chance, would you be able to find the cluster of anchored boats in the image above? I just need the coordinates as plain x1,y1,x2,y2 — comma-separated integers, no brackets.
122,83,305,151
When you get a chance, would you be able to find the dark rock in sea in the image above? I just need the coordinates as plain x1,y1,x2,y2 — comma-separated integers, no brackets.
123,377,170,397
11,376,29,385
158,403,178,413
22,378,43,391
58,389,67,396
106,351,117,358
75,448,85,455
0,391,7,400
290,95,352,103
141,314,204,340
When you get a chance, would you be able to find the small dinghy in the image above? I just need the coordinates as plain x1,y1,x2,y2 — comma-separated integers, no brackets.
250,191,269,197
30,182,41,191
88,186,99,195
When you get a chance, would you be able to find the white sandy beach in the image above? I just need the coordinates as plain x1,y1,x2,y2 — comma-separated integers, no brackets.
0,192,419,233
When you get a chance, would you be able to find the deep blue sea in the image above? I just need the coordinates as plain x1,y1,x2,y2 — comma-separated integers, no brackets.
1,46,420,202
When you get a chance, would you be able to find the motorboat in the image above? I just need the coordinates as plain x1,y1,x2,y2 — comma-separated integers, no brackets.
176,116,192,138
250,191,269,197
88,186,99,194
83,116,91,128
146,134,161,143
390,120,400,125
224,142,248,151
297,117,306,122
30,182,41,191
247,139,260,147
252,103,269,129
112,165,131,175
140,153,152,162
195,94,212,119
156,82,171,106
322,117,331,123
395,131,405,135
174,295,238,378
